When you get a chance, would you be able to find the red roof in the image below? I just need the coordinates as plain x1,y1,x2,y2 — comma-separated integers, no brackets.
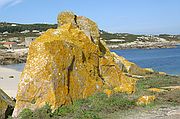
2,42,17,45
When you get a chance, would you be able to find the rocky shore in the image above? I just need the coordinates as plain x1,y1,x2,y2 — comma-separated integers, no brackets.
108,41,178,49
0,49,27,65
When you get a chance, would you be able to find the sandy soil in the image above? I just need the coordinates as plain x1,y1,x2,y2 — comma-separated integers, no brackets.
0,66,21,98
104,105,180,119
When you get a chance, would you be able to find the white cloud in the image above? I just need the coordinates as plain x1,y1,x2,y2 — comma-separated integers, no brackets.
0,0,22,8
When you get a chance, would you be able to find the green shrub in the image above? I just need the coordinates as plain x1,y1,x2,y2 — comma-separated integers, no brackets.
18,108,33,119
33,104,52,119
75,110,101,119
18,104,52,119
0,44,7,49
53,106,73,117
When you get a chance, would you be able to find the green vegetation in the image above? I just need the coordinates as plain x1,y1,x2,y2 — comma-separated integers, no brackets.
0,44,7,49
100,30,142,43
0,23,179,44
136,74,180,105
100,30,180,43
8,74,179,119
0,22,57,33
0,23,57,40
159,34,180,41
18,109,33,119
15,93,135,119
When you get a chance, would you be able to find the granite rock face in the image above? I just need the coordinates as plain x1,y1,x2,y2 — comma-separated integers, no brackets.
57,12,100,44
111,52,154,75
13,12,136,117
0,89,15,119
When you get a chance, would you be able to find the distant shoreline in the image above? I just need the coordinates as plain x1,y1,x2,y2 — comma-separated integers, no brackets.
108,41,178,50
109,45,177,50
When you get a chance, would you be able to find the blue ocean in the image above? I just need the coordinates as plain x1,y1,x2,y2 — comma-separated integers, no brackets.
112,46,180,75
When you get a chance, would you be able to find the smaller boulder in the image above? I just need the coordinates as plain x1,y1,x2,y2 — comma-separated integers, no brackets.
148,88,167,93
111,52,154,75
0,89,15,119
136,95,155,105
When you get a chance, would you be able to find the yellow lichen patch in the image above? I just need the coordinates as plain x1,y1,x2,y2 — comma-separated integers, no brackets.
148,88,167,92
0,99,8,119
113,80,136,94
144,68,154,73
159,72,167,75
0,89,15,118
77,16,100,44
161,86,180,90
113,86,124,93
136,95,156,105
0,99,7,110
57,11,76,27
111,52,154,75
103,89,112,98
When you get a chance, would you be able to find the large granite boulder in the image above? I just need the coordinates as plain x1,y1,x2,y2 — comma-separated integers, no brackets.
0,89,15,119
13,12,136,117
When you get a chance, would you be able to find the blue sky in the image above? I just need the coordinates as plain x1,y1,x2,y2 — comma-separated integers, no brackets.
0,0,180,34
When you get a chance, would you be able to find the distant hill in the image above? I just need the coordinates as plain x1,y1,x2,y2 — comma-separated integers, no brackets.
0,22,57,33
0,22,179,44
100,30,143,43
100,30,180,43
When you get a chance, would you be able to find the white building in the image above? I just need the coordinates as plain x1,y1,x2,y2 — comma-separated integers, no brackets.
24,37,36,47
11,24,17,26
21,30,30,34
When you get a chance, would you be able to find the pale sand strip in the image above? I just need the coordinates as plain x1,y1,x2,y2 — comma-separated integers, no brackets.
0,66,21,98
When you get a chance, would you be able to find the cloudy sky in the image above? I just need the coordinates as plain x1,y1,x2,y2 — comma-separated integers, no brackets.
0,0,22,8
0,0,180,34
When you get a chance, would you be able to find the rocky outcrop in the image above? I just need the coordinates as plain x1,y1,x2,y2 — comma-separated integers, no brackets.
0,50,27,65
0,89,15,119
109,41,177,49
13,12,136,117
136,95,156,105
111,52,154,75
106,37,178,49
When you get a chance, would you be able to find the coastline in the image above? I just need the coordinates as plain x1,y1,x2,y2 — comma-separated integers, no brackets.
0,66,21,98
109,45,177,50
108,41,178,50
0,42,179,65
0,49,27,65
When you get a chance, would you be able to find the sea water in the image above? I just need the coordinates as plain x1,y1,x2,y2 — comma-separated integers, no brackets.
112,46,180,75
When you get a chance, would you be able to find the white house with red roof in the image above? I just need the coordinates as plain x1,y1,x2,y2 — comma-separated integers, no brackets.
2,42,17,49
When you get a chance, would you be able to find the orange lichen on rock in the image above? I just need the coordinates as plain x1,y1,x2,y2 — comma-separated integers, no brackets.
0,89,15,118
0,96,8,119
148,88,167,92
136,95,156,105
13,11,136,117
161,86,180,90
111,52,154,75
103,89,112,98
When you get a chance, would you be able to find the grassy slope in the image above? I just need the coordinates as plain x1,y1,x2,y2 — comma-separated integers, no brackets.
12,74,180,119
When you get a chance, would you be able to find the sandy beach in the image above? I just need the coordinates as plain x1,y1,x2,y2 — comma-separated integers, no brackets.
0,66,21,98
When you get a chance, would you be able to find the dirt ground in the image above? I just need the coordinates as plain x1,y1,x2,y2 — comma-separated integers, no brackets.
103,105,180,119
